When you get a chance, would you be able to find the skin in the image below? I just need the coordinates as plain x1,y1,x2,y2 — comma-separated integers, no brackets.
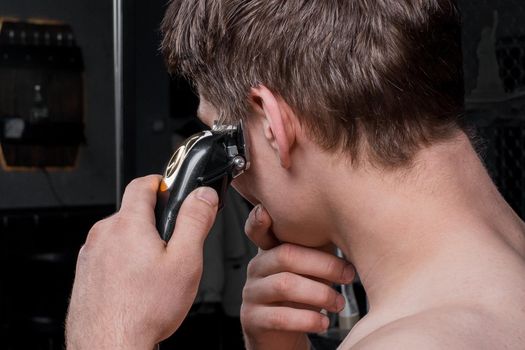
66,176,220,349
200,86,525,349
241,206,355,350
67,84,525,349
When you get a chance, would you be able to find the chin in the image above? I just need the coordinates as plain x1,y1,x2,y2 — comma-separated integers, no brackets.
272,219,331,249
232,179,331,248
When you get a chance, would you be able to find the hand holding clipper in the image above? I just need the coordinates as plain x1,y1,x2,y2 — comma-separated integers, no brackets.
155,121,250,241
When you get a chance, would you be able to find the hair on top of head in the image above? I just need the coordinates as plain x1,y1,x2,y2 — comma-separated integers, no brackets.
161,0,465,168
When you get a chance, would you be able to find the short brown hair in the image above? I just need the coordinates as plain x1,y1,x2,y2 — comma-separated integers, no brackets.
161,0,465,167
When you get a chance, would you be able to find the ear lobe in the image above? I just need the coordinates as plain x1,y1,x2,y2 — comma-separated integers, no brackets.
250,86,294,169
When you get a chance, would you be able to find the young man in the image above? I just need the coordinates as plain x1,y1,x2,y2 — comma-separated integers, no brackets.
66,0,525,349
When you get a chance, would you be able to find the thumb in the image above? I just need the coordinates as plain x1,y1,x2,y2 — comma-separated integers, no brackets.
244,204,279,250
166,187,219,258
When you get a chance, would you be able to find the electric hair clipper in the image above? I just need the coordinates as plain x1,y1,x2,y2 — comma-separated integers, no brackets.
155,121,250,241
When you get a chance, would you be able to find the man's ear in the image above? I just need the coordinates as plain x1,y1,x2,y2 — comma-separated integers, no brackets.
250,85,295,169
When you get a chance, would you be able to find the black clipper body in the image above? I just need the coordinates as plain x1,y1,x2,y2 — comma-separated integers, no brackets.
155,122,249,241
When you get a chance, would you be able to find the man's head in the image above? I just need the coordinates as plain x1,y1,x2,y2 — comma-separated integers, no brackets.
161,0,466,247
161,0,465,168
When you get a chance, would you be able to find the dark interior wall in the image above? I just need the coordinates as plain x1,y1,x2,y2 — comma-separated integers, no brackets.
459,0,525,218
0,0,115,209
459,0,525,96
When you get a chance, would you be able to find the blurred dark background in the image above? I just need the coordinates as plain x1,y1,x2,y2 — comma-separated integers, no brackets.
0,0,524,349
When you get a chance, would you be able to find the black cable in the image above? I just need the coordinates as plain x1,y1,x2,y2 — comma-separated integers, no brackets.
40,167,66,207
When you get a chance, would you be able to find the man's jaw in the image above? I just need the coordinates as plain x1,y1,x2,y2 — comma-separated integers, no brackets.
231,180,258,206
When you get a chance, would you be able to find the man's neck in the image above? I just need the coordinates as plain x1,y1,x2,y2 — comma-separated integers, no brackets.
323,133,524,311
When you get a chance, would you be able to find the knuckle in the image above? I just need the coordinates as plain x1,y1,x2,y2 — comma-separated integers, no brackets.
321,286,336,306
90,218,109,233
240,304,256,329
77,244,90,263
268,310,286,331
125,177,142,192
274,272,293,296
242,281,256,302
275,243,295,268
84,219,109,248
83,213,130,250
241,285,250,302
246,258,258,277
240,304,249,321
108,214,133,234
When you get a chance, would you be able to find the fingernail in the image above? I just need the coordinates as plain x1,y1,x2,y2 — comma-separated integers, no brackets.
254,204,262,223
321,316,330,330
196,187,218,207
343,265,355,282
335,294,346,311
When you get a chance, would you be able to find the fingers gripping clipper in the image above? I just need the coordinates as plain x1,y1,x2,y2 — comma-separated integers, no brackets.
155,121,250,241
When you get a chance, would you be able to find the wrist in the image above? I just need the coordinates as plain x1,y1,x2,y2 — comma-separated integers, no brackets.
67,338,156,350
66,328,157,350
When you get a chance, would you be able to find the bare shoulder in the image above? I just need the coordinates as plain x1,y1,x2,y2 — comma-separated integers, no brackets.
344,305,523,350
